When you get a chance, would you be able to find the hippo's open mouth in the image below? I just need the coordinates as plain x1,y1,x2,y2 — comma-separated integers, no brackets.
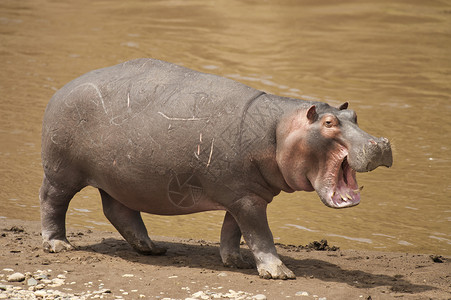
330,157,360,207
316,154,361,208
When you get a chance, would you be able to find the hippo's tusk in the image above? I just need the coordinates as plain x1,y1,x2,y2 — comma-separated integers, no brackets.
353,186,364,193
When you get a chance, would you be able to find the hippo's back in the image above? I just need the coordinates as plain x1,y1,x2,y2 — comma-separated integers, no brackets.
42,59,264,194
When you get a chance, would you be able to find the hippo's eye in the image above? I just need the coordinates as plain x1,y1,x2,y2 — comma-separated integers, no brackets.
323,115,338,128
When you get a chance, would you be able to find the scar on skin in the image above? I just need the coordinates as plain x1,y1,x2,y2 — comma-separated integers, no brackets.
67,82,108,115
206,138,214,167
157,112,208,121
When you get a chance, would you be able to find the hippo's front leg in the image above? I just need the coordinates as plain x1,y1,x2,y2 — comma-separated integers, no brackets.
229,195,295,280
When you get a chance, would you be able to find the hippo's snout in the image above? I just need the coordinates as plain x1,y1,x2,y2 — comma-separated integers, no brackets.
350,137,393,172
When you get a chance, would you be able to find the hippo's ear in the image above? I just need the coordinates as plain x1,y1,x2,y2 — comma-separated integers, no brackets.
339,102,349,110
306,105,318,123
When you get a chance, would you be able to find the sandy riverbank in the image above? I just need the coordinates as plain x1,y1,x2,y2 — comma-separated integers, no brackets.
0,218,449,299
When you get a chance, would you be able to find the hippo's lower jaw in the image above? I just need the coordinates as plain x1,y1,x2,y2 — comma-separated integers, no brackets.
315,155,361,209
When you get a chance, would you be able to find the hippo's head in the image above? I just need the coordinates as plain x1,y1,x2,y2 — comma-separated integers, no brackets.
276,102,392,208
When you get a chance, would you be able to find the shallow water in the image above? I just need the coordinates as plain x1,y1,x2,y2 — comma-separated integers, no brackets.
1,0,450,254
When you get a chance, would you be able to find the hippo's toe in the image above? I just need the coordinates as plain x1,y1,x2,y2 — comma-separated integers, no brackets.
257,262,296,280
43,239,74,253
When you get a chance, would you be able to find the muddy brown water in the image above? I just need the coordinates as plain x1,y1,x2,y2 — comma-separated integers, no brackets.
1,0,450,255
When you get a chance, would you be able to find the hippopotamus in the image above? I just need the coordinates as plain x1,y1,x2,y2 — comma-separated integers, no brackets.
40,58,392,279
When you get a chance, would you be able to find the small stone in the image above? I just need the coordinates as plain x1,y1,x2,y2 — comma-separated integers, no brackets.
0,285,7,291
295,291,309,296
34,290,47,297
192,291,207,298
253,294,267,300
217,272,227,277
2,268,14,272
7,272,25,282
49,278,65,287
35,273,48,280
122,274,134,278
27,278,39,286
100,288,112,294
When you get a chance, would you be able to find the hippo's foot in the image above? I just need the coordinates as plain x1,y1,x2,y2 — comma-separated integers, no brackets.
130,238,167,256
222,253,254,269
43,238,74,253
257,262,295,280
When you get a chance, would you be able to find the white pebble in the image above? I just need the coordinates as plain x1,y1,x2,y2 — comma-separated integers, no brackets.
122,274,134,278
253,294,267,300
7,273,25,282
192,291,206,298
49,278,65,287
295,291,309,296
34,290,47,297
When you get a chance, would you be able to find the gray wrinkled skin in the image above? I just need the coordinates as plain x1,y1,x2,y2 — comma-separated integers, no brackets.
40,58,393,279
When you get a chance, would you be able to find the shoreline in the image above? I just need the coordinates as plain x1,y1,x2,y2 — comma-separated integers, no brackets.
0,218,449,299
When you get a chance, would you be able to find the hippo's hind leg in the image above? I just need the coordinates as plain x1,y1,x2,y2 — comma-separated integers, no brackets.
220,212,253,269
99,189,166,255
39,176,80,252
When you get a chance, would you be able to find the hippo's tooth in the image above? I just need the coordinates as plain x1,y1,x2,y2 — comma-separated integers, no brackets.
341,195,348,202
346,193,352,199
